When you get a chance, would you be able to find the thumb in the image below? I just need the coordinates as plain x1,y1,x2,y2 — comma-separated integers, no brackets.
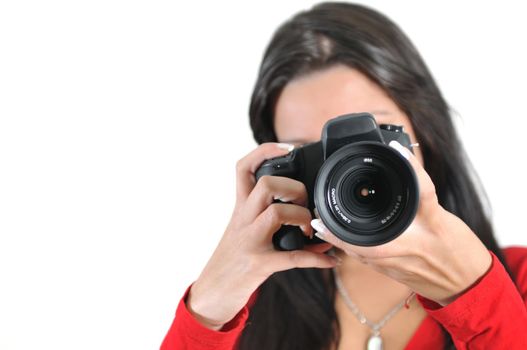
270,249,339,272
311,219,348,251
311,219,366,261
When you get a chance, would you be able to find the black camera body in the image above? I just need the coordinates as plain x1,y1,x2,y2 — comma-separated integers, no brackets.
255,113,419,251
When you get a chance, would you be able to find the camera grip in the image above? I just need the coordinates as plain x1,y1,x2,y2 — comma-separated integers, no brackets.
273,225,306,251
254,144,322,250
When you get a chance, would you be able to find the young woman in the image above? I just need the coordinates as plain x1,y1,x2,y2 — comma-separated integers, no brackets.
161,3,527,349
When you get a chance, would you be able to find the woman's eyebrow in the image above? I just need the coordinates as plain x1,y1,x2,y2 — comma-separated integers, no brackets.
280,111,395,144
370,110,393,117
280,138,312,145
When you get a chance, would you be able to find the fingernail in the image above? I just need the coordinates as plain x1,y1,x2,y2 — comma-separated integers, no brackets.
389,140,410,160
314,231,326,241
311,219,328,236
277,143,295,152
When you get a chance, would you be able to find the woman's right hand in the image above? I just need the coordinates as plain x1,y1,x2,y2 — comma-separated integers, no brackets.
186,143,339,330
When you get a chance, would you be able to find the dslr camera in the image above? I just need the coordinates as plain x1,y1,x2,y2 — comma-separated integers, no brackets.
255,113,419,251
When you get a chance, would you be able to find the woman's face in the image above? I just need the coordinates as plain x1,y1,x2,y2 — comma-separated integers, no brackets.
274,64,424,164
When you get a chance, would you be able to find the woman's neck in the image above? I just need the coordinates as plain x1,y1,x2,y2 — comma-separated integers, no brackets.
334,249,415,321
333,249,427,350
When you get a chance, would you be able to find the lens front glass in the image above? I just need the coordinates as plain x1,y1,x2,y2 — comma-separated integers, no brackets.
326,154,403,232
341,169,390,218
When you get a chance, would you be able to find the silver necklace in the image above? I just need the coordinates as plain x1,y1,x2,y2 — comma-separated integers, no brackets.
333,268,415,350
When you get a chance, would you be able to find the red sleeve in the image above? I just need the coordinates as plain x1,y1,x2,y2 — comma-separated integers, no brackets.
416,250,527,349
160,285,250,350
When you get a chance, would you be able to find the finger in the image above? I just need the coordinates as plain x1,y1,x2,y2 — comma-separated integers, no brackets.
310,218,352,253
303,242,334,254
235,143,294,202
242,175,308,223
311,218,402,260
389,141,439,215
266,250,339,273
250,203,313,243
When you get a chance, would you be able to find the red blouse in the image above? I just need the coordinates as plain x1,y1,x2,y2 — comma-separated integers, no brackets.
161,247,527,349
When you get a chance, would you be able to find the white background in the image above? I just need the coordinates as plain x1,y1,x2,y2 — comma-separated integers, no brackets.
1,1,526,349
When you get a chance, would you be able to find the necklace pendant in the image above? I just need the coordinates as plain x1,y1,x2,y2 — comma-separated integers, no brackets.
366,334,383,350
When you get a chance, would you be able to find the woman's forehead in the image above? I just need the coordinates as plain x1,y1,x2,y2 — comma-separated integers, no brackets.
274,65,405,142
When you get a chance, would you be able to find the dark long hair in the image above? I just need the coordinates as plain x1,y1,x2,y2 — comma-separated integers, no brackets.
239,3,510,349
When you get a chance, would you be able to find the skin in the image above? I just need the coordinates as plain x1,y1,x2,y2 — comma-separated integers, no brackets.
187,64,492,349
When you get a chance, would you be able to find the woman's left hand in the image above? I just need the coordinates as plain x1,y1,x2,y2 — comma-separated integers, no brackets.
311,141,492,306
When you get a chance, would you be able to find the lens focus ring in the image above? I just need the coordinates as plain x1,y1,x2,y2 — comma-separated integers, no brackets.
314,142,419,246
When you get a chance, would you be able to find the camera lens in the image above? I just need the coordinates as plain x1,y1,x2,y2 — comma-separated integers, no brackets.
314,141,419,246
341,169,390,217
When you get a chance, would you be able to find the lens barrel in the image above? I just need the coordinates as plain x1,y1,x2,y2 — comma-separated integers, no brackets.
314,142,419,246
